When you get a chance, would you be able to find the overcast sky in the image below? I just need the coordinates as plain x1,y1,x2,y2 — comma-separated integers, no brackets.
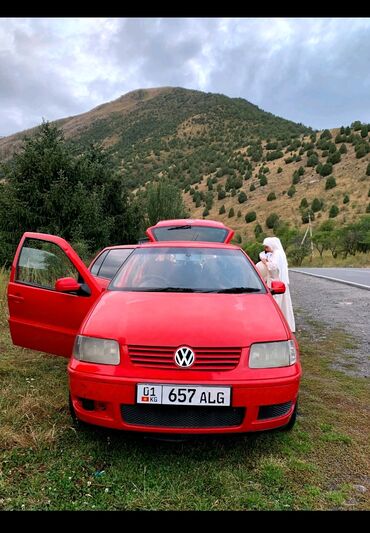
1,17,370,137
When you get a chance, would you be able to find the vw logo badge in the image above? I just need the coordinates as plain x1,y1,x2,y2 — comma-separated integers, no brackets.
174,346,195,368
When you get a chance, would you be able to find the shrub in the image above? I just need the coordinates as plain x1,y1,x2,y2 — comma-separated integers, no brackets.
219,204,226,214
339,143,347,154
343,194,350,204
292,172,300,185
228,207,235,217
254,223,263,237
277,167,283,173
361,125,368,138
245,211,257,223
259,175,268,186
329,205,339,218
238,191,247,203
218,189,226,200
203,208,209,217
267,192,276,201
266,213,279,229
249,183,256,192
287,186,296,197
298,166,305,176
266,150,283,161
307,153,319,167
311,198,323,212
320,129,332,139
319,163,333,176
327,151,341,165
237,210,242,218
325,176,337,190
300,198,308,208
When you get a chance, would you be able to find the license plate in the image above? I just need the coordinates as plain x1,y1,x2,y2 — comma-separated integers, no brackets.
137,384,231,406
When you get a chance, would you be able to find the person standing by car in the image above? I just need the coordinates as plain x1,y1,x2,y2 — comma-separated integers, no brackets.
260,237,296,333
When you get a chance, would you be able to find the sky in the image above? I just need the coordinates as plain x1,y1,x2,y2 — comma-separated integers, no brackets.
1,17,370,137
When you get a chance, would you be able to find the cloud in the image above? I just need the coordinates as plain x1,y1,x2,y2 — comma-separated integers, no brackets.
1,17,370,136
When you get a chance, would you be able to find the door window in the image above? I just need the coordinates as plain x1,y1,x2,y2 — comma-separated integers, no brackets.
16,238,79,290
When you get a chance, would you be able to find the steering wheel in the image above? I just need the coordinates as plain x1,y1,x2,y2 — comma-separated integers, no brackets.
138,274,168,287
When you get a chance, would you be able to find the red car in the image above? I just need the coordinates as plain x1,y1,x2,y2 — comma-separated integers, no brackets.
7,222,301,434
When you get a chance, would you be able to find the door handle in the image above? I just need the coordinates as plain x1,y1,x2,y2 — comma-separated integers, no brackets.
8,294,24,303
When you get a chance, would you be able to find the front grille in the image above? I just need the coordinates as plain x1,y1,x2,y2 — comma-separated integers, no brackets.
258,401,293,420
128,345,241,370
121,404,245,428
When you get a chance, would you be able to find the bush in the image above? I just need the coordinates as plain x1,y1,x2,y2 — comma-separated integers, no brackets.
245,211,257,223
277,167,283,173
237,210,242,218
266,150,283,161
356,144,369,158
325,176,337,190
259,175,268,186
228,207,235,217
361,125,368,138
307,153,319,167
319,162,333,176
301,209,315,224
320,129,332,139
343,194,350,204
311,198,323,212
287,186,296,197
238,191,247,203
329,205,339,218
327,151,341,165
267,192,276,201
219,204,226,214
300,197,308,208
203,208,209,217
266,213,279,229
292,172,300,185
298,166,305,176
249,183,256,192
339,143,347,154
254,223,263,237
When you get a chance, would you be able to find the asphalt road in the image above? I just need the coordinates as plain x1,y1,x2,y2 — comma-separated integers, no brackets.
289,271,370,378
290,267,370,289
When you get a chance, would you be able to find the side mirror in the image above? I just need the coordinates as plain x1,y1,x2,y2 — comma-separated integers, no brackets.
55,277,81,293
270,281,286,294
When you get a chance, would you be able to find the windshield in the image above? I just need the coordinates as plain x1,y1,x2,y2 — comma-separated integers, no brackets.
152,226,228,242
109,247,265,293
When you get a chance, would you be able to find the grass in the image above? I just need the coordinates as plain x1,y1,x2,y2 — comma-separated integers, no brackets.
0,270,369,510
300,250,370,268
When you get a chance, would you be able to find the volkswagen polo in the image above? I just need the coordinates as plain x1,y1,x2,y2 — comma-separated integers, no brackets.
7,231,301,434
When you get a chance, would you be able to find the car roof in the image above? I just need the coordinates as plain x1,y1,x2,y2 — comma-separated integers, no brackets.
136,241,241,250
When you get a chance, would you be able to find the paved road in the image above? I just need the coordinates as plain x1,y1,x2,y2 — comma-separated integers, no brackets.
290,267,370,290
289,271,370,378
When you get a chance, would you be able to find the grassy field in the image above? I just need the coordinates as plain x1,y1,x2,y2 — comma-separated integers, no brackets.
0,269,369,510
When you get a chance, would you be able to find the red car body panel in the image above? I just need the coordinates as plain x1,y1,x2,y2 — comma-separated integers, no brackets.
7,231,301,434
146,219,235,243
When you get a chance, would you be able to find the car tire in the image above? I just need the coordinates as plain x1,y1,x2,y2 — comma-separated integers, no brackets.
280,399,298,431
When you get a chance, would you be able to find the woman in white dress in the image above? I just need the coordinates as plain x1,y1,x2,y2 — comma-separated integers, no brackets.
259,237,296,333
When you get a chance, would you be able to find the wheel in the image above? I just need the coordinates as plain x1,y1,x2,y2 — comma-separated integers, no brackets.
280,399,298,431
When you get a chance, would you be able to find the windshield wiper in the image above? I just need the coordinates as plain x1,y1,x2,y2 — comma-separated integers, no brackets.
135,287,197,292
214,287,262,293
167,225,192,231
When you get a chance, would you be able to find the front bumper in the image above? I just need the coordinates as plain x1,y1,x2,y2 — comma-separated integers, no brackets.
68,368,301,434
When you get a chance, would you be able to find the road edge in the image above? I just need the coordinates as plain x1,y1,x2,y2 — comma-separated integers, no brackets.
289,269,370,291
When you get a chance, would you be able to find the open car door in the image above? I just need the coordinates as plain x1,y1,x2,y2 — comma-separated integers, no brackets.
7,232,103,357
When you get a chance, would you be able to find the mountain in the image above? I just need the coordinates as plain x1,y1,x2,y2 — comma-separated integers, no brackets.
1,87,369,242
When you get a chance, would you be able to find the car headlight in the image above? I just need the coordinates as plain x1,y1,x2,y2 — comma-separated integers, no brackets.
73,335,120,365
249,340,297,368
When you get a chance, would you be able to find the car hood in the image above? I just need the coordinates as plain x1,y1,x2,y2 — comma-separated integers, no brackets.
82,291,289,347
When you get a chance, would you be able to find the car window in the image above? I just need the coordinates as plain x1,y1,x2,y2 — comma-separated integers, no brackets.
16,238,79,290
90,250,109,276
97,249,134,280
152,226,228,242
110,247,265,293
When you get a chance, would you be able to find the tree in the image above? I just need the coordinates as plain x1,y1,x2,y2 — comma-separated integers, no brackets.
0,121,145,265
218,189,226,200
311,198,323,212
238,191,247,203
267,192,276,201
266,213,279,229
228,207,235,218
249,183,256,192
219,205,226,214
146,179,188,226
259,175,268,186
329,204,339,218
339,143,347,154
320,129,332,139
300,198,308,208
245,211,257,223
319,162,333,176
307,153,319,167
287,186,296,198
325,176,337,190
361,125,368,138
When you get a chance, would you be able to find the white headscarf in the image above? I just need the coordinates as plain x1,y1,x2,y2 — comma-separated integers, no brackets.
263,237,290,285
